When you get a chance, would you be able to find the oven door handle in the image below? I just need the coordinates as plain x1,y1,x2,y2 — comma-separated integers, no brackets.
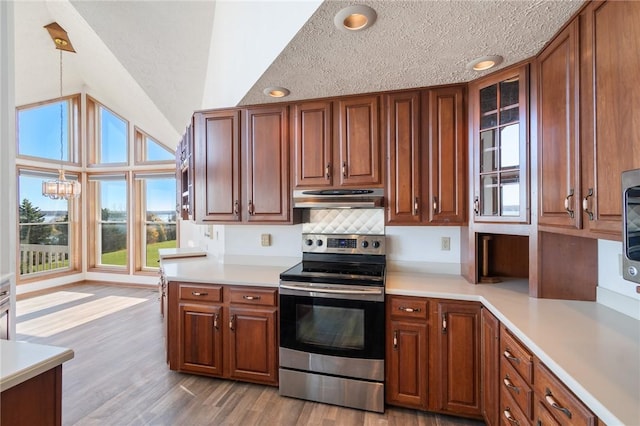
279,284,383,296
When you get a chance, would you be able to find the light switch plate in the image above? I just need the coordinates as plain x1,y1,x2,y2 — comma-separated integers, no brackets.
261,234,271,247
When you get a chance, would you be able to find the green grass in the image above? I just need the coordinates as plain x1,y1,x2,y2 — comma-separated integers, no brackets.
101,239,176,267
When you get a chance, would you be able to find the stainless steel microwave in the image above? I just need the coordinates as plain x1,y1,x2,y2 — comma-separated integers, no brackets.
622,169,640,284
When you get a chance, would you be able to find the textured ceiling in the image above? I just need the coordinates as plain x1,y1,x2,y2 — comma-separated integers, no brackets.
240,0,585,105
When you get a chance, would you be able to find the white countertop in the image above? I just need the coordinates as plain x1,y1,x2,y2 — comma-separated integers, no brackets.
0,340,74,392
160,254,291,287
386,272,639,426
158,254,638,425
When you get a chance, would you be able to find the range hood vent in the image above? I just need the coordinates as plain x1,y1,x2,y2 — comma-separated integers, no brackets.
293,188,384,209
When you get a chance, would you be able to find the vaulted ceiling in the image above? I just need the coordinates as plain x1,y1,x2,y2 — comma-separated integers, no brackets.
13,0,585,149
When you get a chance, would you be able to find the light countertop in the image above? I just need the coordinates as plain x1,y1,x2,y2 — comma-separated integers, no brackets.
0,340,74,392
159,254,638,425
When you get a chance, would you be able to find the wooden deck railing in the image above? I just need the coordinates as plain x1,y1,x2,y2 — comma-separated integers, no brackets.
20,244,69,275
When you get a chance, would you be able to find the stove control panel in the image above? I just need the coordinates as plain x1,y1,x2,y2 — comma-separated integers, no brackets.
302,234,385,255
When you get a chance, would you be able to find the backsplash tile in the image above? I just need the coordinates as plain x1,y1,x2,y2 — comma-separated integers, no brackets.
302,209,385,235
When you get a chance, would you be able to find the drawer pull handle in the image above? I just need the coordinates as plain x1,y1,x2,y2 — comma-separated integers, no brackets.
398,306,420,313
413,197,419,215
503,408,520,425
503,376,520,394
234,200,239,215
433,196,438,213
229,314,236,331
0,291,8,297
564,189,575,218
192,292,208,296
213,313,219,330
325,164,331,180
503,349,520,364
583,188,594,220
342,162,347,177
393,330,398,350
243,295,261,301
545,389,572,419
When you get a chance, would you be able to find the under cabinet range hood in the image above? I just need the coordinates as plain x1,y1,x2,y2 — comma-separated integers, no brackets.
293,188,384,209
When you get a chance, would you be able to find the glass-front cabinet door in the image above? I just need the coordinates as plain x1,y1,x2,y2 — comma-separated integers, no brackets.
471,65,529,223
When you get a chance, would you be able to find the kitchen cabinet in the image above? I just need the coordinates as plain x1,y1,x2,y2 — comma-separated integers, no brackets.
481,307,499,426
193,109,241,222
469,65,529,223
176,122,194,221
385,295,429,409
1,365,62,426
291,100,333,188
385,86,466,225
430,299,482,418
167,281,279,386
538,0,640,239
192,105,293,224
244,105,291,222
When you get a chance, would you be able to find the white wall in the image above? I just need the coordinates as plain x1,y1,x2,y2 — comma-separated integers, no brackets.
597,239,640,320
1,1,17,338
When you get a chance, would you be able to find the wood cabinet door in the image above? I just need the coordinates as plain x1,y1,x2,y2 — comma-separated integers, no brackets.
481,307,500,426
178,303,223,376
193,110,241,223
336,95,382,186
292,101,333,188
427,86,466,224
581,0,640,237
537,20,581,230
431,300,482,417
244,106,291,222
228,307,278,385
385,91,423,224
386,319,429,409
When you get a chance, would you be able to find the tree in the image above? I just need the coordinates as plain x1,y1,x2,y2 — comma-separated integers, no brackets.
19,198,50,244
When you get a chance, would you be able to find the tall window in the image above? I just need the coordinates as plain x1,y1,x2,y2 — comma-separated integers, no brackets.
135,173,177,270
17,170,78,277
135,128,174,164
89,175,128,269
88,97,128,165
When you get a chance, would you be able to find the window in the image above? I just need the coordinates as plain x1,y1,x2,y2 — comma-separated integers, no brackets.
135,127,174,164
87,97,128,165
18,169,79,277
17,96,79,163
88,175,128,270
134,173,177,271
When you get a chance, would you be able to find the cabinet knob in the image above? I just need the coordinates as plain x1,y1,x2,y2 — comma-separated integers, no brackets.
583,188,594,221
564,189,575,218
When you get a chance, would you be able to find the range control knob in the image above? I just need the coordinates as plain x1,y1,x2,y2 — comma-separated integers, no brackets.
372,241,381,249
316,239,323,246
305,239,313,246
361,241,369,248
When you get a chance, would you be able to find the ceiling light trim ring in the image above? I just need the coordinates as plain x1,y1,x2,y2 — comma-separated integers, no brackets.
466,55,504,71
263,86,290,98
334,5,377,32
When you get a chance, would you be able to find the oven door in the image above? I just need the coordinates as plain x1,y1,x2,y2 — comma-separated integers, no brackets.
279,284,385,361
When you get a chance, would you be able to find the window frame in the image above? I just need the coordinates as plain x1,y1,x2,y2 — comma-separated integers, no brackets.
16,166,82,283
16,94,81,165
87,172,130,273
87,96,130,167
134,126,175,165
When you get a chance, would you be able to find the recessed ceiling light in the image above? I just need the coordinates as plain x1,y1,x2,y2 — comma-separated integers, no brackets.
466,55,504,71
334,5,377,32
263,86,290,98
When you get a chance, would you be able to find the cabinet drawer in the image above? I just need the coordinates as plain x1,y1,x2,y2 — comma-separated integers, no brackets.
534,399,560,426
229,287,277,307
500,354,533,419
500,326,533,383
388,296,429,320
179,284,222,303
533,361,596,426
500,386,532,426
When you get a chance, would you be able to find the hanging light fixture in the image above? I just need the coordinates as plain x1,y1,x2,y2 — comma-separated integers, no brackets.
42,22,81,200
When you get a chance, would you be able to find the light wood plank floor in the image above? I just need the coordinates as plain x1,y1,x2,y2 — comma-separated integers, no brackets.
16,284,484,426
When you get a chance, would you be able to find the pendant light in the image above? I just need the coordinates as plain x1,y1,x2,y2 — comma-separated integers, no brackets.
42,22,81,200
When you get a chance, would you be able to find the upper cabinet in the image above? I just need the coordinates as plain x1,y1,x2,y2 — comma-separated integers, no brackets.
176,122,194,221
469,65,529,223
385,86,466,225
537,0,640,239
192,105,293,224
292,95,382,188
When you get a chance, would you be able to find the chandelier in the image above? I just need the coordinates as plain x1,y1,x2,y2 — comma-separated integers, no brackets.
42,22,81,200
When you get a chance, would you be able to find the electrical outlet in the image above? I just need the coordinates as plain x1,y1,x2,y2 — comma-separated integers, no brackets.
441,237,451,251
261,234,271,247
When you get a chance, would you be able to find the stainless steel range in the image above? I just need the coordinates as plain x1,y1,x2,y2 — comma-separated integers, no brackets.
278,233,386,413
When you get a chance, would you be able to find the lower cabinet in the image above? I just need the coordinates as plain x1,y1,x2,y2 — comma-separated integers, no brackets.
167,282,278,386
481,307,500,426
386,296,482,419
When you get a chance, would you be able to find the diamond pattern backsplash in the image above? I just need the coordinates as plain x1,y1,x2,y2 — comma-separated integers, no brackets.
302,209,385,235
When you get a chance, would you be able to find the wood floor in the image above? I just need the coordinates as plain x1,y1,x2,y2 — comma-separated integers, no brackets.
16,284,484,426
